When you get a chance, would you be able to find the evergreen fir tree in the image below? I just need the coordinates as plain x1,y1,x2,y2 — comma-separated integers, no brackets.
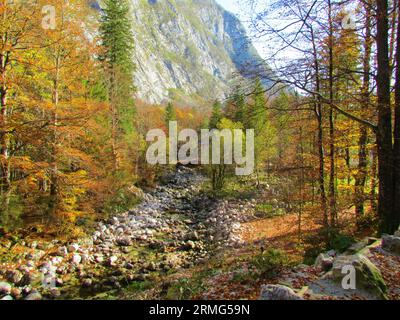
99,0,135,75
165,102,177,126
209,100,223,129
247,78,267,134
99,0,136,171
232,90,247,125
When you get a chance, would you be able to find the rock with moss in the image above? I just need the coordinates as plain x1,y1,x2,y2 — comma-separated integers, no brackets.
5,270,23,285
25,291,42,300
332,254,387,300
314,253,333,271
0,282,11,295
382,235,400,255
345,237,378,255
393,225,400,237
259,284,303,300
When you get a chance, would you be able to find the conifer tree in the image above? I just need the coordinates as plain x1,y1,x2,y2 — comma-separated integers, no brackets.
165,102,176,126
247,78,267,134
233,91,247,125
100,0,134,74
209,100,223,129
99,0,136,172
248,79,275,185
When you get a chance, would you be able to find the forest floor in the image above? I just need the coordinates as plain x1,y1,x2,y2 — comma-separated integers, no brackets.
140,212,400,301
1,168,400,300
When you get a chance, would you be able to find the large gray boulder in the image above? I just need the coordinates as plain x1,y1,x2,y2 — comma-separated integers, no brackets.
345,237,378,255
67,243,79,253
5,270,23,285
382,234,400,255
0,282,11,295
394,225,400,237
25,291,42,300
332,254,387,300
259,284,303,300
116,237,132,247
315,253,334,271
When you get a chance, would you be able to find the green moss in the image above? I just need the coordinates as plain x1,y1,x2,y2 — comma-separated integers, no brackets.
255,203,286,218
127,280,154,293
165,269,215,300
332,254,388,300
329,232,355,253
230,270,254,284
356,255,388,300
251,248,291,279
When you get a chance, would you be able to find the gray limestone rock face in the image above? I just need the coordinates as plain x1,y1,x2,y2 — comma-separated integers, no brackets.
95,0,272,105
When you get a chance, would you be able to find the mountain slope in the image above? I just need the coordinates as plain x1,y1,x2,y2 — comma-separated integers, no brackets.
129,0,270,105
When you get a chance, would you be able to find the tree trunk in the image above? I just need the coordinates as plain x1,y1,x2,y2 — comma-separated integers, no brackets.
0,55,9,193
311,26,328,229
316,104,328,229
298,127,304,243
0,5,10,213
344,148,351,186
110,65,119,172
355,127,368,218
393,0,400,230
389,0,398,72
376,0,395,234
355,1,372,223
370,146,378,213
328,0,336,227
49,53,61,219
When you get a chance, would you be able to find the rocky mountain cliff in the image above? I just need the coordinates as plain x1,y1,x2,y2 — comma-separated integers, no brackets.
127,0,271,105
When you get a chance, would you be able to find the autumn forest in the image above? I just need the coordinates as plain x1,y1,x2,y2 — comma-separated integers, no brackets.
0,0,400,302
